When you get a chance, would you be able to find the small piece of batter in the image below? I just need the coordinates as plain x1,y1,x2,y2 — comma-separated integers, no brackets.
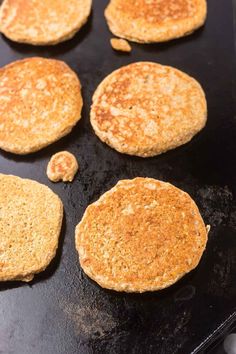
47,151,79,182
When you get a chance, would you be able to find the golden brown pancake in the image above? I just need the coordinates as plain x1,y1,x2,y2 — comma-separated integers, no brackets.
0,0,92,45
90,62,207,157
47,151,79,183
0,173,63,282
0,57,83,155
105,0,207,43
75,178,208,293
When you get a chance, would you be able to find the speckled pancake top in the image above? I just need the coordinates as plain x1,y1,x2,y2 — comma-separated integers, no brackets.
112,0,197,22
91,62,207,157
105,0,207,43
0,174,63,282
0,57,83,155
76,178,208,293
0,0,92,45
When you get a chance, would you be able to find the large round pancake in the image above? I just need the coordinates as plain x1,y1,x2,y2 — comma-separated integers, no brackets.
90,62,207,157
105,0,207,43
0,0,92,45
75,178,208,293
0,57,83,155
0,174,63,282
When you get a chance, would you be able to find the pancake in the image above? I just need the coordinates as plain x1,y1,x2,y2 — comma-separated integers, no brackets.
90,62,207,157
110,38,132,52
0,57,83,155
0,0,92,45
75,177,208,293
47,151,79,183
105,0,207,43
0,173,63,282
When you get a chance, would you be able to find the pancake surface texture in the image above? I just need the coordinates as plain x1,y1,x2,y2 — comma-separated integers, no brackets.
47,151,79,183
75,178,208,293
91,62,207,157
0,0,92,45
0,174,63,282
0,57,83,155
105,0,207,43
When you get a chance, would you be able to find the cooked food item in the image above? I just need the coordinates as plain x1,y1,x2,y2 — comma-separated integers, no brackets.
0,57,83,155
47,151,79,183
90,62,207,157
0,0,92,45
105,0,207,43
75,177,208,293
110,38,132,52
0,173,63,282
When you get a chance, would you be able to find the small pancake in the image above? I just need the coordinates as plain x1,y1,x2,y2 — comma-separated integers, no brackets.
47,151,79,183
90,62,207,157
105,0,207,43
0,0,92,45
0,57,83,155
0,173,63,282
75,177,208,293
110,38,132,52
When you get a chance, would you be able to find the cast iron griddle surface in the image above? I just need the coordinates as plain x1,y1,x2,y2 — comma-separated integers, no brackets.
0,1,235,353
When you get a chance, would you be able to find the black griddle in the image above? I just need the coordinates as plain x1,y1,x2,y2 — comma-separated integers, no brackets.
0,1,236,353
